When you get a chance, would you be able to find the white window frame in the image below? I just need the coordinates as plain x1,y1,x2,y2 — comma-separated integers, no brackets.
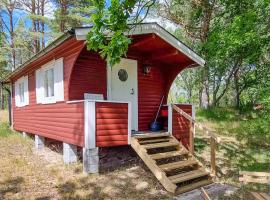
36,58,64,104
15,76,29,107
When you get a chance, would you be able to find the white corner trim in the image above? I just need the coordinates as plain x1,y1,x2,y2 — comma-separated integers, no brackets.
11,83,14,129
84,101,96,149
192,104,195,120
106,61,112,100
75,23,205,66
128,102,132,144
168,104,173,135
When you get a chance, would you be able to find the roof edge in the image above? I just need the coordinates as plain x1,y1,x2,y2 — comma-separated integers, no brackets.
3,30,74,82
75,22,205,66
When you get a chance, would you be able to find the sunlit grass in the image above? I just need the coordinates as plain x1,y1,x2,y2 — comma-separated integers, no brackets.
195,107,270,193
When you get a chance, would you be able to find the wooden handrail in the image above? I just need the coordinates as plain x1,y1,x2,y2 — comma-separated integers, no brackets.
172,105,220,143
172,104,219,176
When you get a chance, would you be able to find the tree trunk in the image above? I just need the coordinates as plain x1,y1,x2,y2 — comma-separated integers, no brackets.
59,0,68,32
8,7,16,70
234,68,240,108
41,0,45,49
31,0,39,53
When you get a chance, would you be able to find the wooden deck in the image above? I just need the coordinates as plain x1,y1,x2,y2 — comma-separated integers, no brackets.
131,132,212,194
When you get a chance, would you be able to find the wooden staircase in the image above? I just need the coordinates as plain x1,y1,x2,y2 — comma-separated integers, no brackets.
131,132,213,194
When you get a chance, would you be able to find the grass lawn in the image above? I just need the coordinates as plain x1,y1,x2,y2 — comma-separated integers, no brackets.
195,107,270,194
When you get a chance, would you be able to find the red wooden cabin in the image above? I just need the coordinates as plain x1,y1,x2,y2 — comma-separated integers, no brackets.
5,23,204,173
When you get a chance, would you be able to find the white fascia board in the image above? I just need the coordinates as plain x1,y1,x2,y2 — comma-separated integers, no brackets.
75,23,205,66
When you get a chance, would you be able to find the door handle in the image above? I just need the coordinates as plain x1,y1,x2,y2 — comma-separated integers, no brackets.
130,88,134,95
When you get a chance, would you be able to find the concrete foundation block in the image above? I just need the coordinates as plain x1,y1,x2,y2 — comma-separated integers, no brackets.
63,143,78,164
35,135,45,150
83,147,99,174
22,132,28,138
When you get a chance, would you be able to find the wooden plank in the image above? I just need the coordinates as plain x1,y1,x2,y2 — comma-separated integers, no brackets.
251,192,267,200
143,141,179,149
261,193,270,200
201,187,211,200
139,138,170,144
130,137,177,193
240,171,270,184
176,179,212,194
169,169,209,184
240,176,270,184
133,132,170,139
240,171,270,177
210,137,216,176
159,159,197,172
150,149,189,160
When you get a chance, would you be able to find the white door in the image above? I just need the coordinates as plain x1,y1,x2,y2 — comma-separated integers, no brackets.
109,58,138,131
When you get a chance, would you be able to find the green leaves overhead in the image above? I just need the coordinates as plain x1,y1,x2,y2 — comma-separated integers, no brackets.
86,0,137,66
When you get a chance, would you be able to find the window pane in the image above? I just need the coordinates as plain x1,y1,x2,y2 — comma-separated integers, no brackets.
44,70,49,97
49,69,54,97
44,68,54,98
19,82,24,102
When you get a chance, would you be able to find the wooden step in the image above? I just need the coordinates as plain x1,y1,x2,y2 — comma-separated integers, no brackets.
131,135,213,194
139,138,171,144
176,179,213,194
159,159,197,172
133,132,170,139
150,149,189,160
143,141,178,149
169,169,210,184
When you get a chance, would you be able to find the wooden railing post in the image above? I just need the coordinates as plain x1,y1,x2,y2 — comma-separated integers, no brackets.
189,121,194,155
172,105,219,175
210,136,216,176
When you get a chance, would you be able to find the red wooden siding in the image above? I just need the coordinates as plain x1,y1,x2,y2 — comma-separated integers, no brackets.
12,37,86,146
137,62,166,131
172,104,193,148
69,47,107,100
95,102,129,147
13,101,85,146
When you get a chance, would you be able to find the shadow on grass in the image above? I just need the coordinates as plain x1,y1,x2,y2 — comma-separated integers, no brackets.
55,169,170,200
0,177,24,199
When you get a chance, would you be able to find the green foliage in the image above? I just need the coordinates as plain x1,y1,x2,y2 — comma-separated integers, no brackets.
197,107,270,148
50,0,94,33
0,123,12,137
86,0,136,66
197,107,238,121
157,0,270,109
